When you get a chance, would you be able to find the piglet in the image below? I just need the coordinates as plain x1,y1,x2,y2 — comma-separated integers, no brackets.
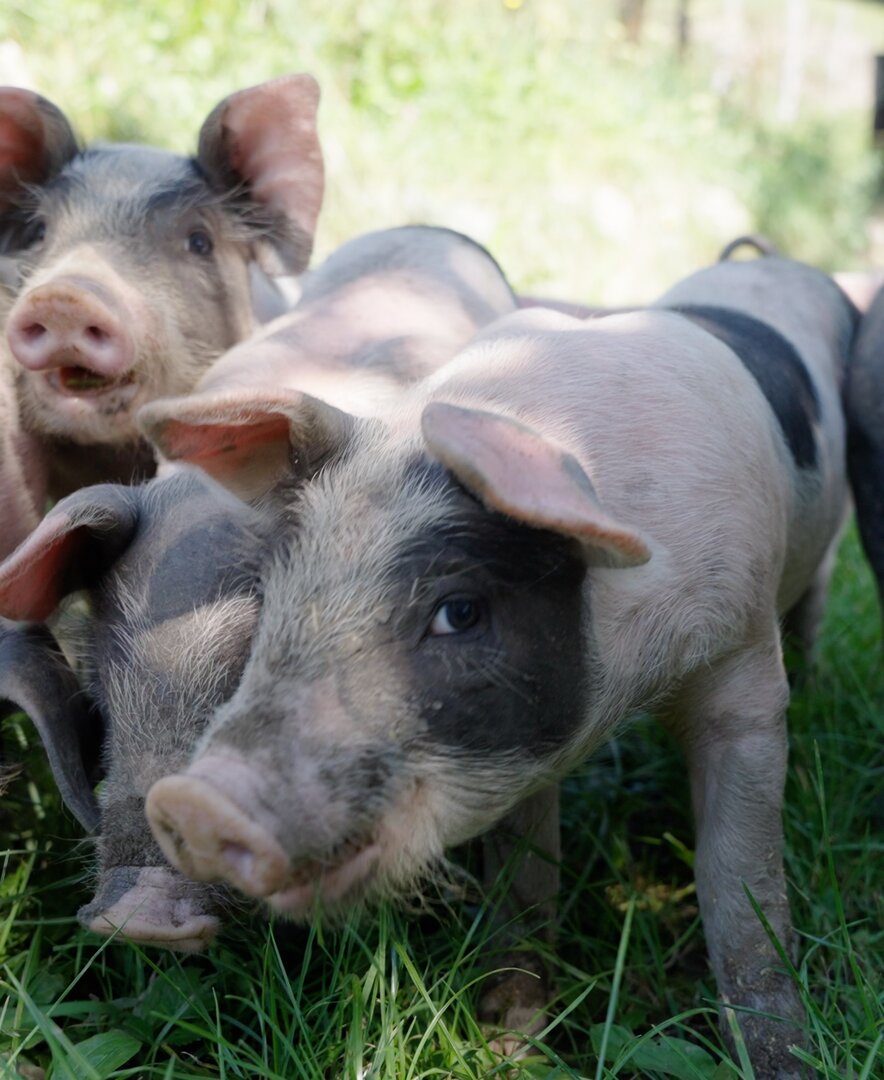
0,75,323,557
147,254,853,1077
0,468,272,947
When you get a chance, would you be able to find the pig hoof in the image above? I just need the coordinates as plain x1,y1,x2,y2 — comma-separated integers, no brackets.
478,953,550,1059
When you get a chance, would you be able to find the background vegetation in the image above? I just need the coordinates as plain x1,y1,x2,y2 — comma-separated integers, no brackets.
3,0,884,299
0,0,882,1076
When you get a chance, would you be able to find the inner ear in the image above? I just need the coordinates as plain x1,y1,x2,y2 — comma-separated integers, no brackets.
421,401,651,568
0,484,139,622
196,74,324,275
0,87,79,212
139,389,356,501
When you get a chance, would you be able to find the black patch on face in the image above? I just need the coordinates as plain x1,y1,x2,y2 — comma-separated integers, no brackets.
394,461,588,755
141,170,217,217
671,305,821,470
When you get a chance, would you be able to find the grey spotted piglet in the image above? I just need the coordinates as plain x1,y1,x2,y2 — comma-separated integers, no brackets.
147,253,854,1077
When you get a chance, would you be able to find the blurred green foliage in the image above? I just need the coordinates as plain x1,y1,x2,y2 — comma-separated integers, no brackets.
2,0,883,302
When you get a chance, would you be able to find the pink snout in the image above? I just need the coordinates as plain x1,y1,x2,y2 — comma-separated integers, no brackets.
146,761,290,899
6,277,135,381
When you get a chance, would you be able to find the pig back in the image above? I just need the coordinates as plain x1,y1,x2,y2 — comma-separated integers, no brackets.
423,306,841,693
653,257,853,608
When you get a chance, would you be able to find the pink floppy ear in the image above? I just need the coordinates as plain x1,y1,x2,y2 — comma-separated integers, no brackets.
0,484,139,622
421,402,651,568
139,388,355,501
197,74,324,275
0,87,79,213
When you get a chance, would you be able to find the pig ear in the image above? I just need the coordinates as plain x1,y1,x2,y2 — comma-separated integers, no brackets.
0,87,79,213
139,388,355,501
421,402,651,568
197,74,324,275
0,484,139,622
0,618,101,832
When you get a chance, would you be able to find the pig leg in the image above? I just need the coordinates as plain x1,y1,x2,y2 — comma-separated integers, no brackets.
478,784,560,1048
781,536,840,672
667,631,805,1079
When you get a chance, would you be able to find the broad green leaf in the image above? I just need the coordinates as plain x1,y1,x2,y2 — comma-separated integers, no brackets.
66,1031,141,1080
591,1024,720,1078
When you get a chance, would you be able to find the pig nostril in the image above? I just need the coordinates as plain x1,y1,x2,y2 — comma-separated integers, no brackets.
86,324,109,344
220,840,258,882
19,322,47,343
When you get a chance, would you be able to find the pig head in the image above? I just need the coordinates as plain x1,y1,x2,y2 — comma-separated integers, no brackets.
0,75,323,556
0,468,275,949
147,251,852,1076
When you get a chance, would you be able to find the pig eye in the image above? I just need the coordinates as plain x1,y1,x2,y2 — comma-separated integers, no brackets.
429,597,484,636
187,229,214,256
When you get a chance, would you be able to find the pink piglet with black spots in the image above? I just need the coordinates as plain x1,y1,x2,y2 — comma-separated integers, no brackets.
147,250,854,1078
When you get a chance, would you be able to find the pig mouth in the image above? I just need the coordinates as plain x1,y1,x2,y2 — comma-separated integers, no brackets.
266,837,382,918
45,365,138,399
78,865,221,954
146,770,384,918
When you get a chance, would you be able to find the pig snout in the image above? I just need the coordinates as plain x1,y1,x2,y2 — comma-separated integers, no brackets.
146,755,383,917
146,757,291,898
78,865,220,953
7,278,135,385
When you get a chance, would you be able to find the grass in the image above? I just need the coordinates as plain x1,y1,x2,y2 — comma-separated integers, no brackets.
1,523,881,1077
1,1,883,1076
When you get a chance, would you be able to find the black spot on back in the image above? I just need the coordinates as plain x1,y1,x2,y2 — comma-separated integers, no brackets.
672,304,821,470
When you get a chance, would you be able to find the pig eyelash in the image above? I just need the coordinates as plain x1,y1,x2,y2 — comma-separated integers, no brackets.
208,182,294,248
12,217,46,251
